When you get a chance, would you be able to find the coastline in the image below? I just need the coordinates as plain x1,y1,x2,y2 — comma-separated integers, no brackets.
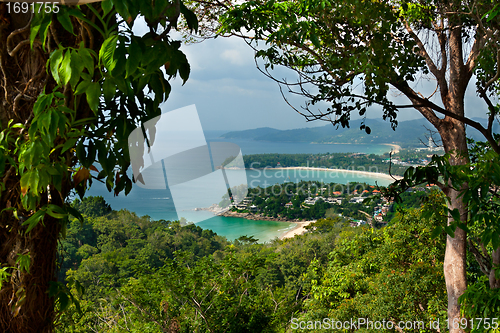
269,166,403,181
213,164,402,241
280,221,314,239
219,210,303,222
381,143,401,154
309,141,401,154
226,166,403,181
217,210,314,240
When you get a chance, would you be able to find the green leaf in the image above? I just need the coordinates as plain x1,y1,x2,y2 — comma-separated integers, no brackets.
126,39,141,77
87,140,97,163
149,73,164,101
450,208,461,222
179,62,190,85
0,267,12,290
104,153,115,175
16,253,31,274
492,234,500,253
70,50,84,88
102,79,115,101
59,292,70,312
31,14,52,50
101,0,113,16
57,10,74,35
22,209,46,233
33,93,53,116
443,225,455,238
30,16,43,49
46,204,67,219
310,33,321,48
39,17,52,51
76,140,86,166
60,50,73,86
430,225,442,239
75,80,91,95
111,42,127,77
20,169,40,196
50,49,64,84
99,35,118,72
180,3,199,32
79,47,95,77
65,205,84,224
113,1,130,22
86,82,101,113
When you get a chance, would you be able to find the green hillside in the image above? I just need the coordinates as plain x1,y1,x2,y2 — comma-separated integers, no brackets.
222,118,494,148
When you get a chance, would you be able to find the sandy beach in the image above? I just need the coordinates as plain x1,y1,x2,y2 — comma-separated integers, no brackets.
272,166,402,181
280,221,315,239
382,143,401,154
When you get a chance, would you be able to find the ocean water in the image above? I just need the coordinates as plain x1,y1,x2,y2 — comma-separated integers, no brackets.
86,140,394,242
206,133,392,155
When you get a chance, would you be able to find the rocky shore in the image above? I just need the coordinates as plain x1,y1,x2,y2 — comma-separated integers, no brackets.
218,210,303,223
194,204,229,215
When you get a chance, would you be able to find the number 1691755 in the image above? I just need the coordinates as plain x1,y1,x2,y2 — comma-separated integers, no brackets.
6,2,60,14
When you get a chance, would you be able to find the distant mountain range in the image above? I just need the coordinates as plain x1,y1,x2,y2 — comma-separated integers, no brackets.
222,118,497,148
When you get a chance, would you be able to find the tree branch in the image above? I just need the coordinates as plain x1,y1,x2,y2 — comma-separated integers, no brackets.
465,29,488,84
404,21,449,103
485,49,500,90
467,238,491,276
392,80,500,153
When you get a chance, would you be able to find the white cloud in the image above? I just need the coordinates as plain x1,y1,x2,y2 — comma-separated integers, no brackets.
221,49,248,66
127,20,492,132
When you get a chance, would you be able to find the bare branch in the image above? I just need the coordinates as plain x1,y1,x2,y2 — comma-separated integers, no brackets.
391,80,441,128
465,29,488,83
404,21,448,99
485,49,500,90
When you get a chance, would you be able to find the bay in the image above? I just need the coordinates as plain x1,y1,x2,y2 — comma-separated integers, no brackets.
86,139,394,242
205,131,392,155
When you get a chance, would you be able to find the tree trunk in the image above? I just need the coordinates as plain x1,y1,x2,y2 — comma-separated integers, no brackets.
438,116,469,333
442,188,467,333
432,18,470,332
0,4,105,331
490,248,500,289
0,9,64,333
0,218,61,333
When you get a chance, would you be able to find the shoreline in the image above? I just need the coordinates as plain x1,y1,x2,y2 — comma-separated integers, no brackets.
224,166,403,181
307,141,401,153
381,143,401,154
268,166,403,181
280,221,315,239
217,210,315,240
218,210,303,223
218,210,310,240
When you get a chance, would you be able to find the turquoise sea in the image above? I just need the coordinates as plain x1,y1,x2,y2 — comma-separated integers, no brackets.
86,137,394,242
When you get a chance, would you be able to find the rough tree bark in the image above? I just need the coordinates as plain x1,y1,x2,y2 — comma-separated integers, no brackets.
0,6,99,332
440,121,469,333
398,17,471,333
0,9,59,333
437,23,470,332
490,248,500,290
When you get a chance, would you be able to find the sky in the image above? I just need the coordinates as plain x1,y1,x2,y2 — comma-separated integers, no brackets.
133,23,495,132
161,36,340,131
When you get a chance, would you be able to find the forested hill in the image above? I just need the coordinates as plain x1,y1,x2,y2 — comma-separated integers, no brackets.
222,118,493,147
57,193,454,332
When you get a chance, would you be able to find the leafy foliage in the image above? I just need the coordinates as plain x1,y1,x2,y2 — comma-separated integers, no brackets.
57,194,451,332
0,1,198,330
301,191,448,332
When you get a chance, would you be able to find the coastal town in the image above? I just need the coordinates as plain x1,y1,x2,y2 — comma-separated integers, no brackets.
219,181,393,228
214,178,438,238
